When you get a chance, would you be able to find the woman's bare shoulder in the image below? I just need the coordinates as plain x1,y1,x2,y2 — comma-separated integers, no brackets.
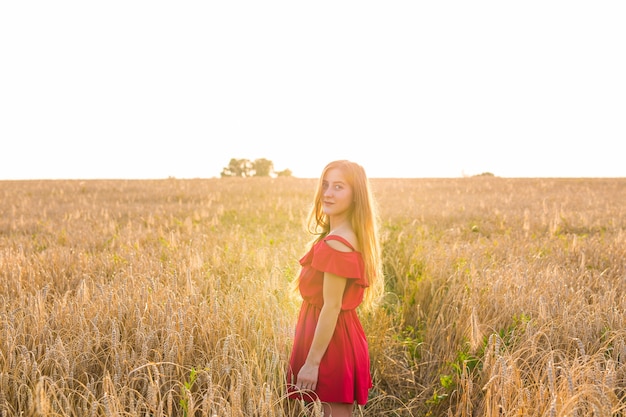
325,230,359,252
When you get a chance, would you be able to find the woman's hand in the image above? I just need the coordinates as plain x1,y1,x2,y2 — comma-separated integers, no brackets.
296,362,319,391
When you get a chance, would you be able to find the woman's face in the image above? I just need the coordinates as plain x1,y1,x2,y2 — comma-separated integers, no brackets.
321,168,353,218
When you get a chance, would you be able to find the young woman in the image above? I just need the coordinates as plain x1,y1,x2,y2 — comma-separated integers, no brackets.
287,160,383,417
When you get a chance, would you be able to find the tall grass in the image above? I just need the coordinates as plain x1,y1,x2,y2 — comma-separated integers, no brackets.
0,177,624,416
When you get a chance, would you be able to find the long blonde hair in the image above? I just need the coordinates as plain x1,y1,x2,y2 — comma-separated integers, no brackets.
306,160,383,310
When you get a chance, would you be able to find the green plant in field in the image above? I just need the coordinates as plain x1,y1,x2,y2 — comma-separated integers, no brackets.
425,386,449,409
425,373,455,409
180,367,198,417
427,341,482,410
397,324,425,362
497,313,531,348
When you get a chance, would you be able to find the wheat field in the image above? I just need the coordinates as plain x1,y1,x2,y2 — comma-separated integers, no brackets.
0,177,624,416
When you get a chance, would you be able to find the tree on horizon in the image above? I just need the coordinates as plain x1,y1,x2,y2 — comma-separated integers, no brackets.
220,158,291,178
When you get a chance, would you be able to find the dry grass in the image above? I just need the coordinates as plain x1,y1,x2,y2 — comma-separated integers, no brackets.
1,177,624,416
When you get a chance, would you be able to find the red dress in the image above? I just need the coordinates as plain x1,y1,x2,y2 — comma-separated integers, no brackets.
287,235,372,405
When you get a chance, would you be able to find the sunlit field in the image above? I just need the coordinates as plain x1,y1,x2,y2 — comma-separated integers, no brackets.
1,177,624,416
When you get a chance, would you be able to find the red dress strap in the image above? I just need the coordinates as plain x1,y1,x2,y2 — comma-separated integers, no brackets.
322,234,356,251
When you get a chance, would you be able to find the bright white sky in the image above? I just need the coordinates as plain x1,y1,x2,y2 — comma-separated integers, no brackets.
1,1,624,179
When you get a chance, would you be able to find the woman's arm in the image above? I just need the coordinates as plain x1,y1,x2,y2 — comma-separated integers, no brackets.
296,272,347,391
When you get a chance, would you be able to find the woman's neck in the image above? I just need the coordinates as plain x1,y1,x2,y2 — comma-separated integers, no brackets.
328,215,351,235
